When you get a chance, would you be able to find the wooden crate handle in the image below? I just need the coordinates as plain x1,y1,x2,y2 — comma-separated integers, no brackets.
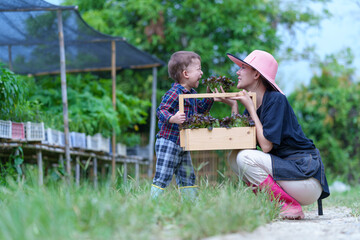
179,92,256,147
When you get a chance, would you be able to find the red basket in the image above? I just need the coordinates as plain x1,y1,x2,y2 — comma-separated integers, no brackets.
11,122,25,140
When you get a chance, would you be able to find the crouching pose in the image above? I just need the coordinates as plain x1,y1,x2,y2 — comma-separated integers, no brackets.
217,50,330,219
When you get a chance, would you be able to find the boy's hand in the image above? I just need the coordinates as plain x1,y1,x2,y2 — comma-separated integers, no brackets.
169,111,186,124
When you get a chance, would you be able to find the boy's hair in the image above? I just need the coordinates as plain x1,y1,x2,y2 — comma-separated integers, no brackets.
168,51,201,82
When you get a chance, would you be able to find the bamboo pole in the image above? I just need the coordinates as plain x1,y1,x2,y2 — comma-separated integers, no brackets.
75,156,80,186
59,154,64,169
57,10,71,180
15,148,20,182
101,165,106,181
8,45,12,71
148,67,157,178
37,150,43,186
111,40,116,182
123,160,127,184
135,162,139,185
93,157,98,189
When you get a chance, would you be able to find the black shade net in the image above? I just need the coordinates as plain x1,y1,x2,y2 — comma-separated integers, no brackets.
0,0,164,75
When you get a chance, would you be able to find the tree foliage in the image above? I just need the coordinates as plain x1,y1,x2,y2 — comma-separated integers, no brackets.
288,48,360,183
0,64,42,122
64,0,329,90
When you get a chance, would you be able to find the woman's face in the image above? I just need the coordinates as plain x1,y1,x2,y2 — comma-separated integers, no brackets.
236,64,258,90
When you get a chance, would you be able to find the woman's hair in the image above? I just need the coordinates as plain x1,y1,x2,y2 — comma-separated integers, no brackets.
168,51,201,82
261,76,276,92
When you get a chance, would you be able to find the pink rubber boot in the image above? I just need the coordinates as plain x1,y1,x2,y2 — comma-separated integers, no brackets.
259,175,305,220
245,181,258,194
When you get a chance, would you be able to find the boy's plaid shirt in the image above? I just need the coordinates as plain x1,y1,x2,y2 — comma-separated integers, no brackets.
156,83,213,145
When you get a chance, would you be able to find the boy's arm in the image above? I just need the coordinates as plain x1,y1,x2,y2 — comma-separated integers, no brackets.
196,98,214,114
157,91,179,123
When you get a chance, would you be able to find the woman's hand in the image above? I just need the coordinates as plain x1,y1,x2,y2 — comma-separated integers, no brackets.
213,86,239,114
230,90,256,114
213,86,234,104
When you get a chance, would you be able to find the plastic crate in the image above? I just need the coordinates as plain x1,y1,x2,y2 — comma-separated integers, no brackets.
109,142,127,156
11,122,25,140
86,135,98,151
117,143,127,156
0,120,12,139
127,145,149,158
95,133,110,153
25,122,45,141
86,134,109,152
45,128,65,146
70,132,86,149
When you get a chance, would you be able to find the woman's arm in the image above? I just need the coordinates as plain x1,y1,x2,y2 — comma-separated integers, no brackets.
231,90,273,153
247,105,273,153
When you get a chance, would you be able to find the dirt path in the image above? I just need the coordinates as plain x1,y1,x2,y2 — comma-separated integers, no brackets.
204,207,360,240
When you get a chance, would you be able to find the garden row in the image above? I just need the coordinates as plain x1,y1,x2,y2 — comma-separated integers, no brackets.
0,120,127,155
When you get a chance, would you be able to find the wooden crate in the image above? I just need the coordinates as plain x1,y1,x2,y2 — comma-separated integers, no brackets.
179,92,256,151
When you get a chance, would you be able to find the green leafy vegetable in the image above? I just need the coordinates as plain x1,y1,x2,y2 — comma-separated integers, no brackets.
202,76,235,92
181,113,254,130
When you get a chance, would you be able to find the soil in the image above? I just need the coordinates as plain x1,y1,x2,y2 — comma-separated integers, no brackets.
204,206,360,240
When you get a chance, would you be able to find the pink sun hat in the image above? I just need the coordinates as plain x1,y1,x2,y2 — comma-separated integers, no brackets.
227,50,284,95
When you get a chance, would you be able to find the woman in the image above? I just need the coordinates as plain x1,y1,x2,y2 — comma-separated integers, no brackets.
217,50,330,219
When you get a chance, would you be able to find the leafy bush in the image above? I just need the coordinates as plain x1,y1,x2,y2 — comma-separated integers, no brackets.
30,73,151,145
289,49,360,183
0,64,43,122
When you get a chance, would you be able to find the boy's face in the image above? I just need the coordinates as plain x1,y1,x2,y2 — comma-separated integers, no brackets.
181,58,203,90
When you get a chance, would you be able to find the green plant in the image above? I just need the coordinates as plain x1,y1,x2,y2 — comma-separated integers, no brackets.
0,147,24,185
0,65,43,122
181,113,254,130
202,76,235,92
30,73,150,145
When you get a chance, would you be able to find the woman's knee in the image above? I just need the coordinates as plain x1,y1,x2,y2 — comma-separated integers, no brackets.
236,150,256,170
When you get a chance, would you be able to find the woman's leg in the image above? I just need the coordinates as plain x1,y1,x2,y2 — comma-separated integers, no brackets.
228,149,272,185
278,178,322,205
228,149,322,219
228,149,322,205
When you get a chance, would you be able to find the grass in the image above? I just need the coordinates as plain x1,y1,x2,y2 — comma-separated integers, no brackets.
2,170,358,240
0,176,279,240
